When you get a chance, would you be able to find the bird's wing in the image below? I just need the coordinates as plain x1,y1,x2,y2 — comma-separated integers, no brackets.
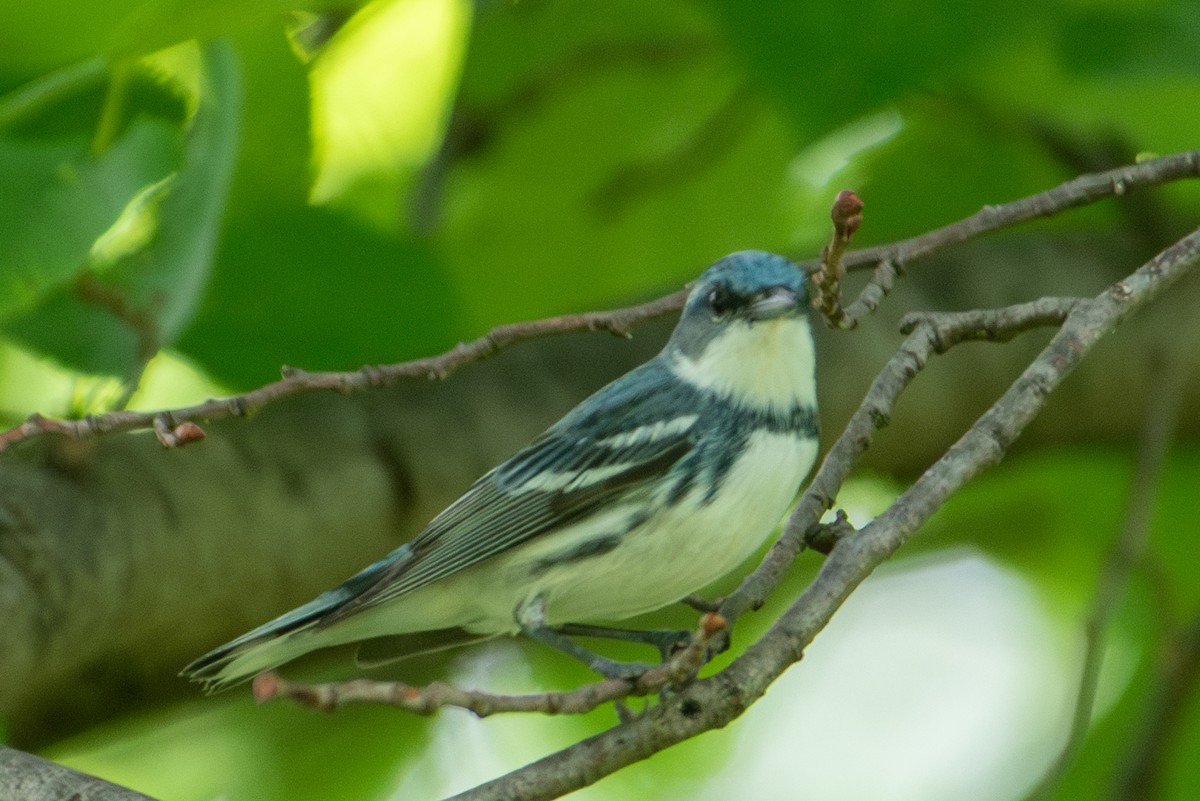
319,363,700,622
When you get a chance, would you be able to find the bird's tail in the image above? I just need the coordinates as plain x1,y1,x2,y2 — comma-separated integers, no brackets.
180,592,345,692
182,547,411,692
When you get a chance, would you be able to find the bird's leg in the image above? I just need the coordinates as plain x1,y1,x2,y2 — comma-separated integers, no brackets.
555,623,692,662
680,594,721,613
515,597,654,680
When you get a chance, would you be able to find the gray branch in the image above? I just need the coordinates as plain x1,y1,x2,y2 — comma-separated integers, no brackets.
0,746,160,801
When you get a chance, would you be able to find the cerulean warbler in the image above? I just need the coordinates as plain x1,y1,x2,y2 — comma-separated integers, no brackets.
184,250,819,691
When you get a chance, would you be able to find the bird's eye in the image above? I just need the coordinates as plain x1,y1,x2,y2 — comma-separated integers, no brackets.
707,287,737,318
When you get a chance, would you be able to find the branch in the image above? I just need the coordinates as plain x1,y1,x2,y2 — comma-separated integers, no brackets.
2,151,1194,456
0,745,160,801
822,150,1200,275
0,290,686,454
448,229,1200,801
798,150,1200,328
73,272,162,406
810,190,864,329
258,615,727,717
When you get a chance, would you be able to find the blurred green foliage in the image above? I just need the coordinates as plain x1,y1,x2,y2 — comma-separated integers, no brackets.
2,0,1199,799
2,0,1198,399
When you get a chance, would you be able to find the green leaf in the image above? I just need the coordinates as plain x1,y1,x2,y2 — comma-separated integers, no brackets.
114,41,241,341
309,0,471,227
0,0,349,73
0,120,179,322
4,40,241,377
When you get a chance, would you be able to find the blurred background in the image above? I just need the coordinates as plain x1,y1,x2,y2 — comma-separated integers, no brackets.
2,0,1199,799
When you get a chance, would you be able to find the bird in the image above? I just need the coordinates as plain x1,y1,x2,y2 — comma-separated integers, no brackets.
183,250,820,692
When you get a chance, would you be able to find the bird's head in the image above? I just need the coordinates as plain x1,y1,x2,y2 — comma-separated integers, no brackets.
669,250,810,356
665,251,815,411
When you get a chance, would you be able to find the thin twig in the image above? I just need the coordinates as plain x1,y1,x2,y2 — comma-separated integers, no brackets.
806,151,1200,329
680,594,722,613
1105,336,1200,801
840,256,902,322
813,151,1200,276
810,190,864,329
259,614,728,716
73,273,162,408
0,289,687,454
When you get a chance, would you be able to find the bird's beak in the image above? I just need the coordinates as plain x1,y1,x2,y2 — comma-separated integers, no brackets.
747,286,799,321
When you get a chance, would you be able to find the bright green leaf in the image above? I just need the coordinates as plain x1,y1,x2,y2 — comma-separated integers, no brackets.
309,0,471,227
4,40,241,378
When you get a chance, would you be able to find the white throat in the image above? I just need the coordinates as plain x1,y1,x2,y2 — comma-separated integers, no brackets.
667,316,816,412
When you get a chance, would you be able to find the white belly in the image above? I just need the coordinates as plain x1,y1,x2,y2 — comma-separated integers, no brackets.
510,429,818,625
